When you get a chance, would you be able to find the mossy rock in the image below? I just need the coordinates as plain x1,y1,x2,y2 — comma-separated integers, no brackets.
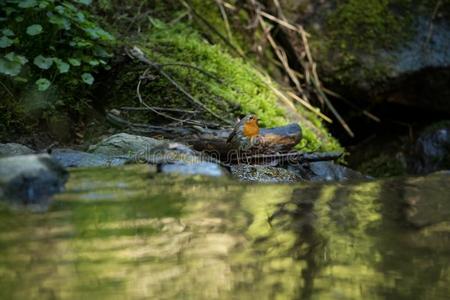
106,21,341,152
280,0,450,89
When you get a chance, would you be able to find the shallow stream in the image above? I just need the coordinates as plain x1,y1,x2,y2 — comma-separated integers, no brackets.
0,165,449,299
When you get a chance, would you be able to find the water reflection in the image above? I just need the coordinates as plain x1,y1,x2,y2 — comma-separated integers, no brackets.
0,166,449,299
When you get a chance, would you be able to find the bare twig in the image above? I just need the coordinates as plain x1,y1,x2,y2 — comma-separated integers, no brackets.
160,63,223,82
0,80,14,98
181,0,245,57
257,12,305,96
129,46,233,125
215,0,233,41
323,88,380,123
423,0,442,49
287,91,332,123
120,106,197,114
230,150,343,164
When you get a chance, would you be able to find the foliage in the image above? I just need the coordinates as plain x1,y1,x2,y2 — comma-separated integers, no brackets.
0,0,114,91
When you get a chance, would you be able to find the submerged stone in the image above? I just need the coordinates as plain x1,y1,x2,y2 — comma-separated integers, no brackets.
159,162,228,177
0,154,68,210
410,123,450,174
51,148,129,168
291,161,369,182
89,133,164,156
230,165,301,183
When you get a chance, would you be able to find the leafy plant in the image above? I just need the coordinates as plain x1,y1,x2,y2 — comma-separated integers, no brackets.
0,0,115,91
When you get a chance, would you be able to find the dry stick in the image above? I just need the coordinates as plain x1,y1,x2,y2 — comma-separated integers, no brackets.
136,69,190,124
0,80,14,97
313,78,354,137
129,47,232,125
120,106,197,114
231,151,343,164
257,13,305,96
322,88,380,123
180,1,330,123
298,26,354,136
181,0,245,58
424,0,442,48
286,91,332,123
259,10,301,33
215,0,233,42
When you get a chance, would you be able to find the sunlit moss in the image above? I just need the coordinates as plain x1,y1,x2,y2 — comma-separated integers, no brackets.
109,21,341,151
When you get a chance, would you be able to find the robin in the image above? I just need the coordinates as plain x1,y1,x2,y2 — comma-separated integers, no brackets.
226,114,262,152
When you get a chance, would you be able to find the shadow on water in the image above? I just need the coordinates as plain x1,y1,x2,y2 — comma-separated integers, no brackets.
0,165,449,299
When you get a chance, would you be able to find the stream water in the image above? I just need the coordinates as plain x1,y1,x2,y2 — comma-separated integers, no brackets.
0,165,449,299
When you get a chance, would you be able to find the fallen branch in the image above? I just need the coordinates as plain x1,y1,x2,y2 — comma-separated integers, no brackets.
106,111,301,157
120,106,197,114
230,151,343,165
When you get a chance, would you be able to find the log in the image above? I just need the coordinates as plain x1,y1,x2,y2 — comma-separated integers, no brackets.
228,151,343,165
106,112,302,158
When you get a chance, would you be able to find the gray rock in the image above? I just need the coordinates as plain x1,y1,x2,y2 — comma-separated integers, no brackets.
89,133,164,156
410,123,450,174
0,143,35,157
291,161,369,182
159,162,228,177
230,165,301,183
137,142,198,164
51,149,129,168
0,154,68,209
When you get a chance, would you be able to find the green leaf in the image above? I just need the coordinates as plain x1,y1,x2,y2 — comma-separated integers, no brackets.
15,16,24,23
0,36,13,48
93,46,113,58
0,58,22,76
36,78,51,91
18,0,37,8
47,13,71,30
55,5,65,15
81,73,94,85
88,59,99,66
69,38,92,48
68,58,81,66
33,55,53,69
75,0,92,5
26,24,43,36
38,1,50,9
53,58,70,73
2,28,14,36
4,52,28,65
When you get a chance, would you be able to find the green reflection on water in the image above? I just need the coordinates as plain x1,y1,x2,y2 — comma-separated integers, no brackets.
0,165,449,299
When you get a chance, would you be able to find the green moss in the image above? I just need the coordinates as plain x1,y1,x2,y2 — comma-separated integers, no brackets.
311,0,416,85
358,154,407,177
108,21,340,152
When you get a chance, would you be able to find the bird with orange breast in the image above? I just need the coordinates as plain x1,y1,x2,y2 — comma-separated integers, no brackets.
226,114,263,153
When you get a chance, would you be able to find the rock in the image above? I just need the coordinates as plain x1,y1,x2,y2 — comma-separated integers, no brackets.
138,142,228,177
409,122,450,174
88,133,164,156
291,161,369,182
138,142,198,164
0,154,68,209
159,162,228,177
0,143,35,157
230,165,301,183
278,1,450,113
51,149,129,168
